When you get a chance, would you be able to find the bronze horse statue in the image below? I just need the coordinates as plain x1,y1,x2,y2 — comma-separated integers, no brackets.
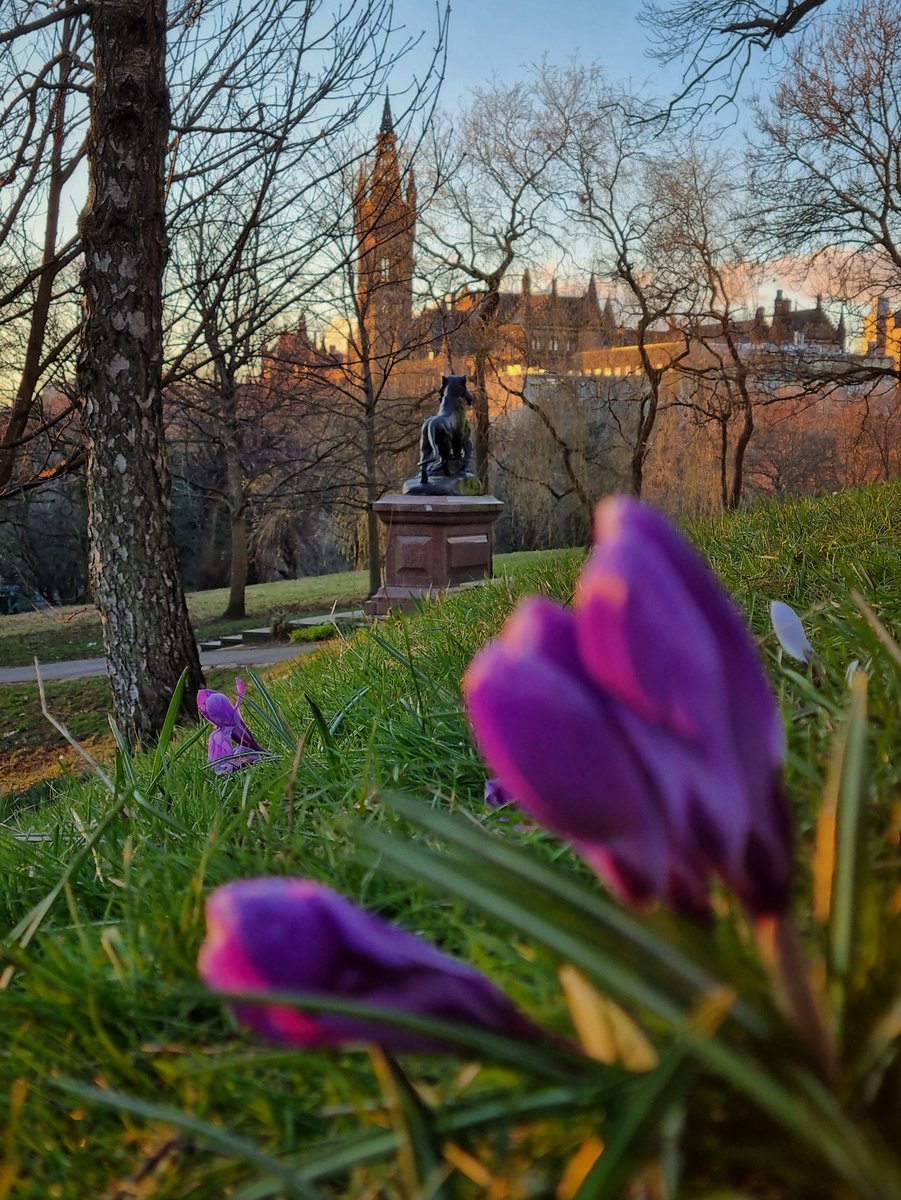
418,375,474,486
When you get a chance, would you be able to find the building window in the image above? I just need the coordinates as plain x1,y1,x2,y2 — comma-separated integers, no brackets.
531,337,541,351
380,256,390,277
550,337,559,352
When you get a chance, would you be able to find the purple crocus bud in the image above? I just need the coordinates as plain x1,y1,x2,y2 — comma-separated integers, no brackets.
464,496,793,919
197,676,266,774
770,601,814,664
198,879,544,1053
484,777,515,809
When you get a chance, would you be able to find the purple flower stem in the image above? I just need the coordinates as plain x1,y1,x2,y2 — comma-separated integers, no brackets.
758,913,837,1085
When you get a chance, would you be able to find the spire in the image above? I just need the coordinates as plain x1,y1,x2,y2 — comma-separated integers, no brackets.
521,268,531,296
601,297,616,334
380,91,394,136
585,272,600,323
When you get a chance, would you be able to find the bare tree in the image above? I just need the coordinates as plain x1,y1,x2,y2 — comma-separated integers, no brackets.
751,0,901,325
417,77,572,484
648,147,766,507
0,6,89,499
1,0,447,739
552,72,693,495
266,139,446,598
640,0,830,111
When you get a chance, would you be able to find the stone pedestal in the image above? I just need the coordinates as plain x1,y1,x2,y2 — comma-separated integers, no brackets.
364,494,504,616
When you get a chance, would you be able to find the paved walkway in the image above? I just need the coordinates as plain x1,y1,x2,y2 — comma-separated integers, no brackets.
0,642,317,686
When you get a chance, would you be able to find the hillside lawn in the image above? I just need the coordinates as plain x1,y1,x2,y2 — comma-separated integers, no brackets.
0,548,571,669
0,482,898,1196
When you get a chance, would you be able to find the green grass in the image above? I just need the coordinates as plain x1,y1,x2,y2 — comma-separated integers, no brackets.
0,550,574,669
0,482,898,1197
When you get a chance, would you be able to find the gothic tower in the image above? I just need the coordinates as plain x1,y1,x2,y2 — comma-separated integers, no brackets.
354,95,416,363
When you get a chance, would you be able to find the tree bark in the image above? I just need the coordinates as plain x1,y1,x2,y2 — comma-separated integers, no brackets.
364,395,382,597
224,511,249,619
729,396,754,510
219,384,248,619
78,0,203,744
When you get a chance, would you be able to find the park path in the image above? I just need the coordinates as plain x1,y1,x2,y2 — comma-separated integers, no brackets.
0,642,317,686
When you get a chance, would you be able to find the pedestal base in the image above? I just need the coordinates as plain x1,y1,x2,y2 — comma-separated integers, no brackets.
364,494,504,616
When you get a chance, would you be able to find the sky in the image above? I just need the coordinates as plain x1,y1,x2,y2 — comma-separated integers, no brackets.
384,0,826,316
393,0,676,109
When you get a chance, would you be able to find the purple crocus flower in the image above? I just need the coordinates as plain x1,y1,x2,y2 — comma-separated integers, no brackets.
463,496,792,919
198,878,543,1052
484,777,515,809
197,677,266,774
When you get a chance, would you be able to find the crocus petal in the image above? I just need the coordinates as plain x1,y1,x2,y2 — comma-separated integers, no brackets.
199,879,544,1053
208,727,239,774
198,689,240,729
232,714,265,752
198,682,267,768
770,600,814,664
464,597,708,910
484,778,514,809
465,496,793,919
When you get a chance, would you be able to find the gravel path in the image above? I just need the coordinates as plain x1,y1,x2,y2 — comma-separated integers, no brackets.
0,642,317,685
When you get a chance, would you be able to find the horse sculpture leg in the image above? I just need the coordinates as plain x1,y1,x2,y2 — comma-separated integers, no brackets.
419,418,436,485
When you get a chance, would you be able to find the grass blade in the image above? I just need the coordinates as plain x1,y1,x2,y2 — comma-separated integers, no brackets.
370,1051,455,1198
829,670,870,1030
572,1045,693,1199
150,667,189,778
373,794,765,1033
51,1078,324,1200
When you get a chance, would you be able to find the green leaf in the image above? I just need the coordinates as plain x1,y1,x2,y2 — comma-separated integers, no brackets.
304,691,339,769
365,806,901,1199
327,684,370,736
830,672,869,993
233,1085,615,1200
572,1044,693,1199
370,795,766,1035
367,630,432,685
370,1051,455,1198
150,666,189,779
51,1077,324,1200
5,793,129,953
244,669,297,751
108,715,141,793
198,983,601,1085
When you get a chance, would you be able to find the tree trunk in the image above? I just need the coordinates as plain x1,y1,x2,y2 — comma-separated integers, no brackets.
472,349,491,489
221,431,247,619
630,392,658,498
729,397,754,510
224,515,249,619
78,0,203,744
364,398,382,596
471,289,501,490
